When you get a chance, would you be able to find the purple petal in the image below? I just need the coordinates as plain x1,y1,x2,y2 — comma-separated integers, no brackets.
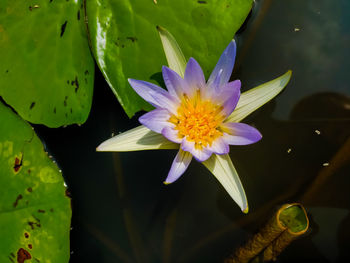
150,88,179,115
181,138,212,162
184,58,206,95
162,66,188,99
215,80,241,103
161,126,182,144
207,40,236,89
217,80,241,117
164,149,192,184
200,74,221,101
208,137,230,155
221,122,262,145
139,109,172,133
128,78,171,108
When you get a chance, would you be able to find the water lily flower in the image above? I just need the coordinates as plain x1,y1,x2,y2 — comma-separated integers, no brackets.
97,28,291,213
129,42,262,178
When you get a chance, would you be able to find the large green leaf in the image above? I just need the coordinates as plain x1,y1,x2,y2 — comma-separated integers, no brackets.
0,0,94,127
86,0,253,117
0,102,71,262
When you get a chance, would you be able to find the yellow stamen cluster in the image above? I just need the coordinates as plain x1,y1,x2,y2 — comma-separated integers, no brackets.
168,93,224,148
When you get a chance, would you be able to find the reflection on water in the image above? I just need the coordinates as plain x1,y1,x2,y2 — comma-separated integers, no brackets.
35,0,350,262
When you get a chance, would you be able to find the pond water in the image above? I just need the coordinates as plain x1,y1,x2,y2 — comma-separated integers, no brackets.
35,0,350,262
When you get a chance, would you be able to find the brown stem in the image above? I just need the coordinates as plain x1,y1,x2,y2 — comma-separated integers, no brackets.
225,204,309,263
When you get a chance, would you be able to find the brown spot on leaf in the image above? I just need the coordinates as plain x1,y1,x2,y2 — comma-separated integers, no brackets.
84,70,89,75
14,156,23,172
71,76,79,92
17,248,31,263
13,194,23,207
29,102,35,109
27,244,32,250
77,10,80,20
64,96,68,106
24,232,29,238
60,21,68,37
28,221,41,230
28,215,41,230
197,0,207,3
38,209,45,213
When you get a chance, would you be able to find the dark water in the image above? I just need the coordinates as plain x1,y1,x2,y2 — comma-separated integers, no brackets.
35,0,350,262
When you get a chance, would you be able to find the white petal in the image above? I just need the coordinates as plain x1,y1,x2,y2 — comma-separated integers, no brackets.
157,26,187,78
97,125,178,152
202,154,248,213
226,70,292,123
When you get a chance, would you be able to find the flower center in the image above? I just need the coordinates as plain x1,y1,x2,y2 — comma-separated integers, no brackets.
168,92,224,148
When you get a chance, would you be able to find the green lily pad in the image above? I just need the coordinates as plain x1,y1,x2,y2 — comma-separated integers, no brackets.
0,102,71,262
0,0,94,127
86,0,253,117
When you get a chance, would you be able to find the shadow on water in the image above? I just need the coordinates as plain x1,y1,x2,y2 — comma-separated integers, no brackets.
34,0,350,262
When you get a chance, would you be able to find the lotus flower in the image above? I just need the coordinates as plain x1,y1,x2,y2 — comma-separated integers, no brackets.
97,28,291,212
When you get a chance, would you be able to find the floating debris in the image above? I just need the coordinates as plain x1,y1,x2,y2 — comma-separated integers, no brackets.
294,27,300,32
315,129,321,135
322,162,329,167
29,5,40,11
287,148,292,154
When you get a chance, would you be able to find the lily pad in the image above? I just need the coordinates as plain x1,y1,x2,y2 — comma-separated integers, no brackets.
0,102,71,262
0,0,94,127
86,0,253,117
